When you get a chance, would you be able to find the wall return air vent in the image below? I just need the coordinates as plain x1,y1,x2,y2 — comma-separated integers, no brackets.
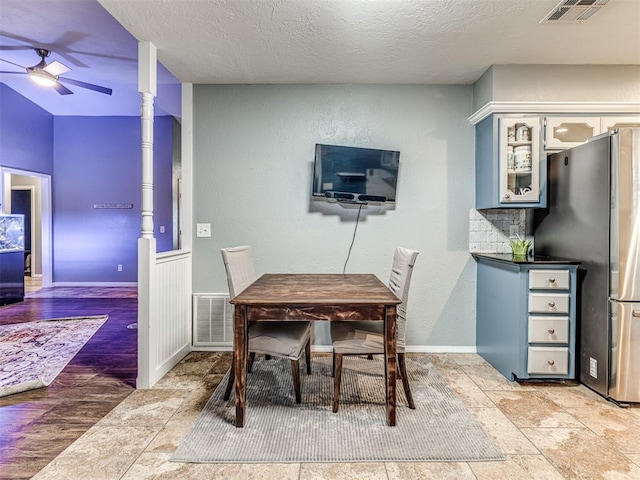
541,0,609,23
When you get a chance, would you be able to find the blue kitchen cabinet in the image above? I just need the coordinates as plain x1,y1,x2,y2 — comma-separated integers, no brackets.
474,254,579,381
476,115,547,209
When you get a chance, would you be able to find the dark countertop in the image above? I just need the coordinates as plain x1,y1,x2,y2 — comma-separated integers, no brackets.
472,253,581,265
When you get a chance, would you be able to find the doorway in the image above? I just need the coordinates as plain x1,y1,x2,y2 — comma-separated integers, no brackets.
10,187,34,276
1,168,52,287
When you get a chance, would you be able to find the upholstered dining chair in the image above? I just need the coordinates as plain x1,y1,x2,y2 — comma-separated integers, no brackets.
330,246,419,413
221,245,313,404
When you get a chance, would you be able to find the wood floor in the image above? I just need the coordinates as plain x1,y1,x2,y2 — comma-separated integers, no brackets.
0,280,138,480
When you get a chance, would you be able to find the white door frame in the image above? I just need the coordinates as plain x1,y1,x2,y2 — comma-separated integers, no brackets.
1,167,53,287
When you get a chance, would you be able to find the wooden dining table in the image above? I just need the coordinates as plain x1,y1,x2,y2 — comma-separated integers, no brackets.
230,273,402,427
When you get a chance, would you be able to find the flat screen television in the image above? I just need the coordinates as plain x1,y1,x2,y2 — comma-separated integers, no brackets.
311,144,400,203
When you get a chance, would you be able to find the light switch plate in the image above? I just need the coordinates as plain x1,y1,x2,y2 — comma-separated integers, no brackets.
196,223,211,238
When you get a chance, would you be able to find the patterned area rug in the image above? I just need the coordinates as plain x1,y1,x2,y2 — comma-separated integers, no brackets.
0,315,108,397
172,355,505,463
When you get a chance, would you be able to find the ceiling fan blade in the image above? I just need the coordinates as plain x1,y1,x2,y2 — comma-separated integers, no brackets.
0,45,32,51
44,60,70,76
52,82,73,95
58,76,112,95
0,57,27,70
0,70,25,75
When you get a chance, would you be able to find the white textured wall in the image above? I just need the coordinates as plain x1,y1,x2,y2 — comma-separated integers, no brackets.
192,84,475,348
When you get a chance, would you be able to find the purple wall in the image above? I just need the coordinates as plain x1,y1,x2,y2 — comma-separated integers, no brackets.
0,84,53,175
53,116,174,283
1,85,175,283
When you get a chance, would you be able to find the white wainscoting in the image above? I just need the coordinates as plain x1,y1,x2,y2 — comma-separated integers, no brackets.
138,242,192,388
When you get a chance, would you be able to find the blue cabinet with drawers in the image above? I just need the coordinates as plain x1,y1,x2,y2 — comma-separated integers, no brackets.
474,253,580,381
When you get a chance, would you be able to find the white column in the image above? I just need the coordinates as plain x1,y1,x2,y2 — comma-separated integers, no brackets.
140,91,155,238
138,42,157,239
137,41,158,388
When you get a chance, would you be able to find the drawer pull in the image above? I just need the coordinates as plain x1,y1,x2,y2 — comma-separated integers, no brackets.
548,360,555,366
548,277,556,284
548,328,555,335
548,301,556,308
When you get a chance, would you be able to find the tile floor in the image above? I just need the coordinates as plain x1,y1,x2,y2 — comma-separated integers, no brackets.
0,280,640,480
26,351,640,480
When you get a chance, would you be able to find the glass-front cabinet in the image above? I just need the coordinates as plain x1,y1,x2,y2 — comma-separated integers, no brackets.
500,117,541,204
475,114,545,209
601,116,640,134
545,116,601,150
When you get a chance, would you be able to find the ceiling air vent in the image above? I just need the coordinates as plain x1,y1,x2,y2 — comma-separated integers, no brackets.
541,0,610,23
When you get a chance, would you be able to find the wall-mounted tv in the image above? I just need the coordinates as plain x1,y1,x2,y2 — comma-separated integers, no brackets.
311,144,400,203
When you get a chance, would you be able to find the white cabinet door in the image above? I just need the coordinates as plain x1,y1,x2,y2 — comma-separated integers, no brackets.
499,117,541,204
601,116,640,134
545,116,602,150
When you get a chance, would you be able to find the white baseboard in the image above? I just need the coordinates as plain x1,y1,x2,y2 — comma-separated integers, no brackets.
405,345,477,354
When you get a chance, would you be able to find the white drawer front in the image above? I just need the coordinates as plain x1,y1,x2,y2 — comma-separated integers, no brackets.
528,293,570,313
528,316,569,343
528,347,569,375
529,270,570,290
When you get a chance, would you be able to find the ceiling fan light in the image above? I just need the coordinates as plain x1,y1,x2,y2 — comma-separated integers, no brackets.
28,68,58,87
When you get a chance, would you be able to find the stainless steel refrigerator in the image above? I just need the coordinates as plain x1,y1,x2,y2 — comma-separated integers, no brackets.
534,127,640,404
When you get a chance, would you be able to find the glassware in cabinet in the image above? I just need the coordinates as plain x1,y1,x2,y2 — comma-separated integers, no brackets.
500,117,541,204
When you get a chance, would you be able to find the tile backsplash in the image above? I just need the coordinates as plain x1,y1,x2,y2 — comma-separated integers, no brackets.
469,209,531,254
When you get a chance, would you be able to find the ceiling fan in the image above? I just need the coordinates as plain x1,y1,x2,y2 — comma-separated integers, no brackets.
0,48,112,96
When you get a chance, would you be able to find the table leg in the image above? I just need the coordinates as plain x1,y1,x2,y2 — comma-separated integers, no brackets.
233,304,247,427
384,305,397,426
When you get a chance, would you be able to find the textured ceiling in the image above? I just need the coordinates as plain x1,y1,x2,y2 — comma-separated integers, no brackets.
102,0,640,84
1,0,638,116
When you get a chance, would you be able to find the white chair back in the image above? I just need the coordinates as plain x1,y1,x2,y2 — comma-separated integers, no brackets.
221,245,257,298
388,246,419,349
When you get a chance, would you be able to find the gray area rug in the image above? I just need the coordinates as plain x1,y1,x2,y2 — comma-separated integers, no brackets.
172,355,504,463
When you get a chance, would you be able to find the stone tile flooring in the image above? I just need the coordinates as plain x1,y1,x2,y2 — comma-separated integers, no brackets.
4,281,640,479
25,351,640,480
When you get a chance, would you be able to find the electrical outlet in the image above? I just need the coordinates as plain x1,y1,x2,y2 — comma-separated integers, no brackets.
117,264,123,272
159,225,165,234
509,224,519,237
196,223,212,238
